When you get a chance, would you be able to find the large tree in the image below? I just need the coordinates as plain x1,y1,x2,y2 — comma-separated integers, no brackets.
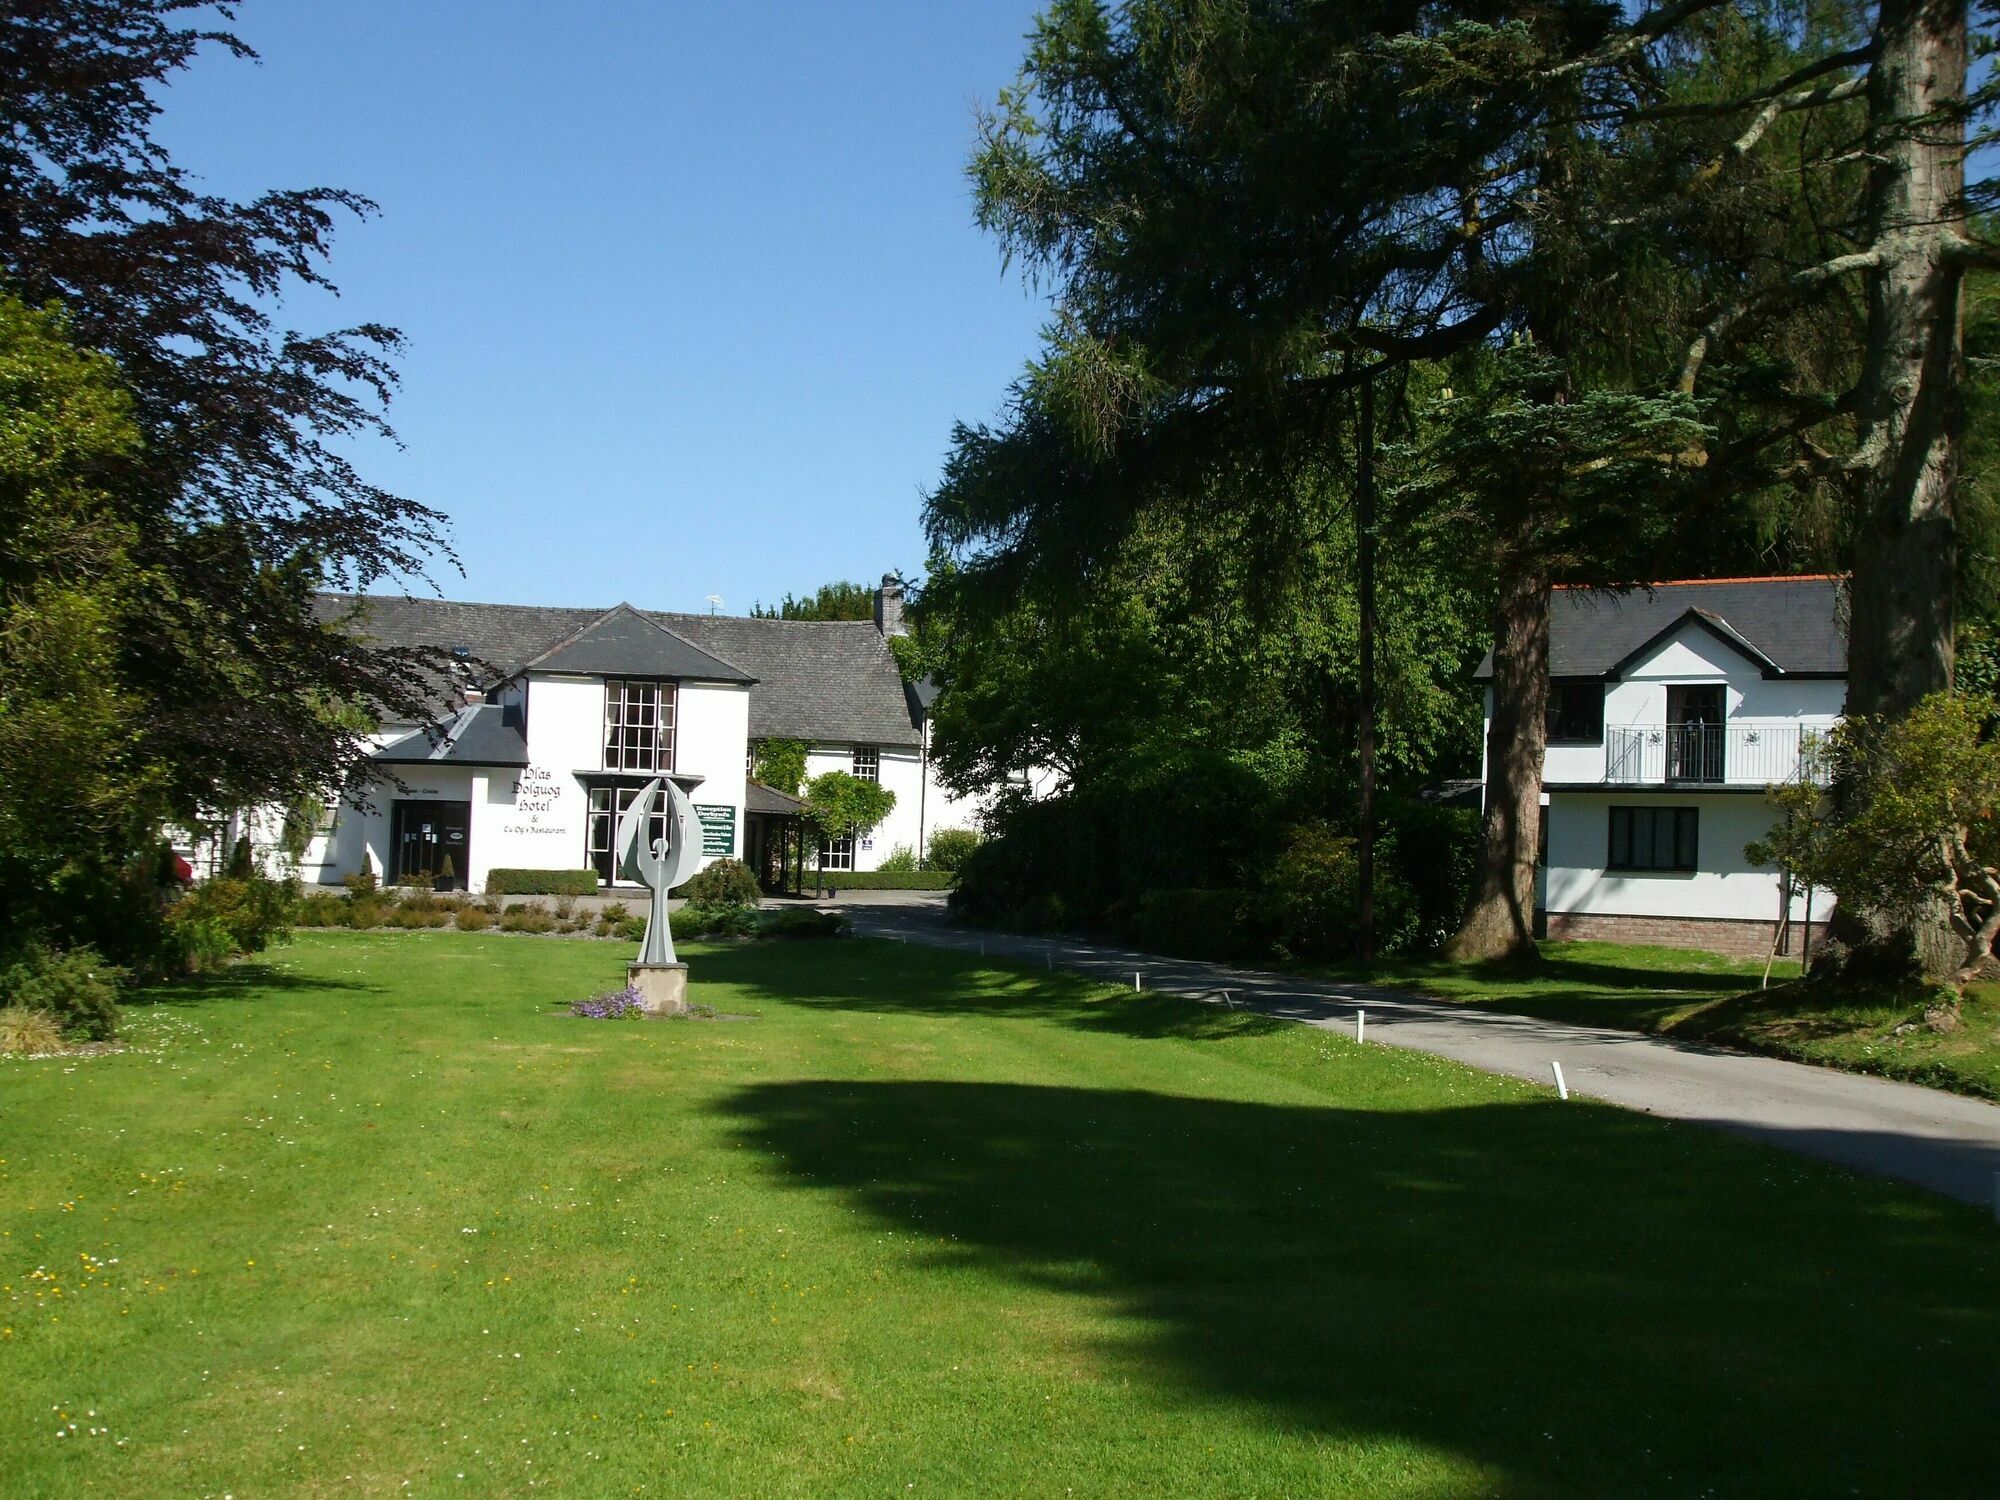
0,1,451,824
931,0,1851,961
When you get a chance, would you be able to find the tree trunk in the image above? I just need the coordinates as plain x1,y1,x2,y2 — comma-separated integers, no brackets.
1834,0,1966,980
1446,554,1549,964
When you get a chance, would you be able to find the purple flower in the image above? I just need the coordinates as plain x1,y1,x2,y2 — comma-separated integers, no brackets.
570,985,644,1019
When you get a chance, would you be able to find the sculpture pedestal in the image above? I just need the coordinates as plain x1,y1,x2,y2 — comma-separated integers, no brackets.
628,962,689,1017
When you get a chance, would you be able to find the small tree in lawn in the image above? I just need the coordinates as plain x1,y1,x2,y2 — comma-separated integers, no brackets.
801,772,895,896
1744,740,1839,989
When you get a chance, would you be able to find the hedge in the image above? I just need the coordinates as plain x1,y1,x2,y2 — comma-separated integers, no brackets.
819,871,954,891
485,868,600,896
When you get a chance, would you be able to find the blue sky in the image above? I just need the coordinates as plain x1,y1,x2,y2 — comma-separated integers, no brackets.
156,1,1050,613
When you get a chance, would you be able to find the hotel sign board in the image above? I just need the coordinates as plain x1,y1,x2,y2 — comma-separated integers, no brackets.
693,803,736,857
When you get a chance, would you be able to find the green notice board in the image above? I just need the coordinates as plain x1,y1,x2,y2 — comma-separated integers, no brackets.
693,803,737,857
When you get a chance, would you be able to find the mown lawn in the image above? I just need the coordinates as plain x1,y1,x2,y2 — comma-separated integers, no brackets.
3,930,1996,1498
1311,941,2000,1101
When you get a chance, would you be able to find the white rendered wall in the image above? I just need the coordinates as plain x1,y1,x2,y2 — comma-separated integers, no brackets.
677,681,749,863
1542,792,1806,925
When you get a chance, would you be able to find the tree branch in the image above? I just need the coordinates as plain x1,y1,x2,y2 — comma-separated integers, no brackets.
1680,248,1883,393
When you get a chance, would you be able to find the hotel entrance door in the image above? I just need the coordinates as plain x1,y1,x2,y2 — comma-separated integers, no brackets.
392,800,471,889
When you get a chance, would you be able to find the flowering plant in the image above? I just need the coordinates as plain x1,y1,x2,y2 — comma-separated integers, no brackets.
570,985,644,1019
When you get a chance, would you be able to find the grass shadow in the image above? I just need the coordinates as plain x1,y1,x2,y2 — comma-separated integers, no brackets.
718,1077,1999,1495
690,938,1290,1042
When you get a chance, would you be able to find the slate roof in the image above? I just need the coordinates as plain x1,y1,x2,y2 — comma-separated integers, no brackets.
319,594,922,747
374,703,529,767
1473,576,1846,680
522,604,754,683
746,781,806,816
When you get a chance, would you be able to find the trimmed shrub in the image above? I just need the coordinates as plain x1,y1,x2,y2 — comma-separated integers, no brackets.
486,868,599,897
923,827,983,874
499,902,557,934
0,1008,66,1056
454,905,493,931
822,871,953,891
0,946,125,1041
344,897,387,930
169,875,297,956
343,868,378,896
390,905,451,929
758,908,847,940
296,892,350,927
1133,888,1262,961
671,903,759,940
682,859,761,908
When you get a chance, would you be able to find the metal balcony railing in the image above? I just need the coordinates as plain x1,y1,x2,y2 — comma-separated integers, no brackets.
1602,723,1814,786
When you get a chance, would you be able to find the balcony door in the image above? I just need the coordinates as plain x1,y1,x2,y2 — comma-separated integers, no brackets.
1666,685,1726,782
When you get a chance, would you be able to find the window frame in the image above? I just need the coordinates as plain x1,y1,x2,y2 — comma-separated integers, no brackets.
602,678,677,773
1607,805,1699,874
851,744,879,782
586,781,671,884
1545,678,1605,745
819,833,855,872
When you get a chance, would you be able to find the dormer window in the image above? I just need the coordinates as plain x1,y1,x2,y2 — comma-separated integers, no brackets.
1545,680,1604,744
604,678,676,772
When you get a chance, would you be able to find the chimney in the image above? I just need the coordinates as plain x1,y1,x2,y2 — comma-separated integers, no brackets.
874,572,907,637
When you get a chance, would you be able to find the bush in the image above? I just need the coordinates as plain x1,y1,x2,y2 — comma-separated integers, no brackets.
169,875,297,957
343,868,378,897
172,917,238,973
671,902,759,940
344,897,387,929
499,902,557,934
1263,823,1418,961
486,868,600,897
923,827,983,874
454,905,493,931
1133,888,1262,960
295,892,350,928
1379,797,1481,950
390,904,451,929
554,893,577,920
758,908,847,940
876,844,919,873
0,946,125,1041
821,871,953,891
682,858,761,908
0,1008,66,1056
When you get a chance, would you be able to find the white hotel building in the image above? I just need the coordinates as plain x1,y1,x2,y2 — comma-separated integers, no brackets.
280,577,984,892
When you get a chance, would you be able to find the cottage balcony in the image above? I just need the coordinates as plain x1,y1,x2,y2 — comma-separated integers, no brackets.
1599,722,1820,787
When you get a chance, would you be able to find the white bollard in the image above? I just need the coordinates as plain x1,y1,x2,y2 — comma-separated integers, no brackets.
1134,971,1142,991
1355,1009,1365,1044
1551,1061,1569,1100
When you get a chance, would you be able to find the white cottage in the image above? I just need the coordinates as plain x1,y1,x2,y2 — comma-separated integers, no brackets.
1475,576,1846,958
280,577,984,892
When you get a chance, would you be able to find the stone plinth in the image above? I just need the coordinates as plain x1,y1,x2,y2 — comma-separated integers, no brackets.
628,962,689,1016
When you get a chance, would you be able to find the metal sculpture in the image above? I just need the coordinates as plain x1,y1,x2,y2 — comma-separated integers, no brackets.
615,776,702,965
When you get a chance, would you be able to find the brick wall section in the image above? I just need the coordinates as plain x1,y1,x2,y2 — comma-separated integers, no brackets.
1543,911,1830,962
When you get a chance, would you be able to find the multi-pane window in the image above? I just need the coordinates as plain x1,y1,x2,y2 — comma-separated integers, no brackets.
603,679,675,772
1607,806,1698,873
820,834,855,872
1545,681,1604,744
746,741,758,778
587,783,668,883
851,745,879,782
